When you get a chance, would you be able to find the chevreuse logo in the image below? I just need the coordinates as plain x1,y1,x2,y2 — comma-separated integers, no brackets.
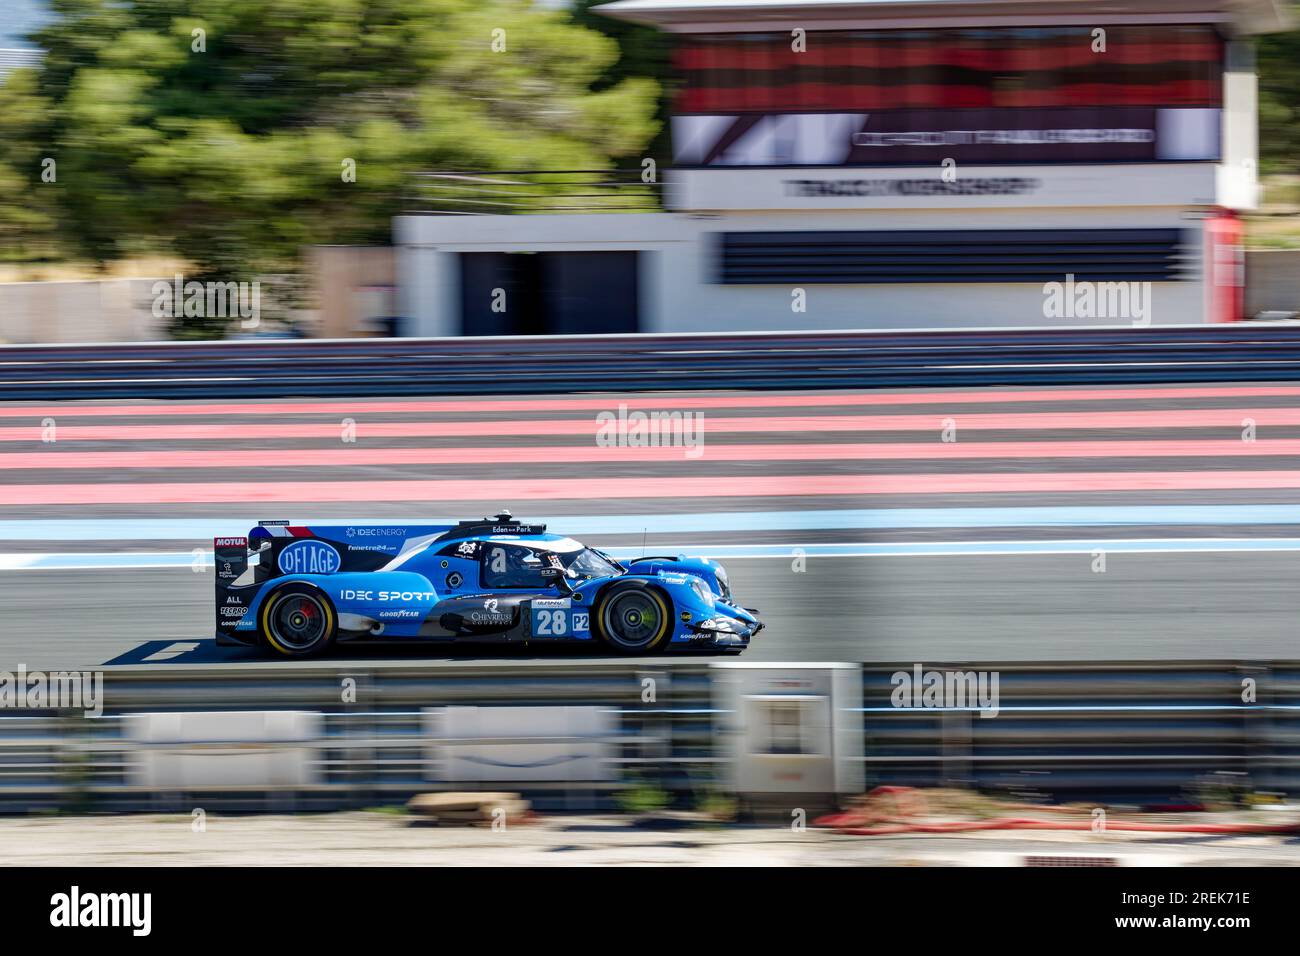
277,539,341,575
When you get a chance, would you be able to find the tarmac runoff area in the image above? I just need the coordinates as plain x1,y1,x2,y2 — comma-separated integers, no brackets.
1,812,1298,866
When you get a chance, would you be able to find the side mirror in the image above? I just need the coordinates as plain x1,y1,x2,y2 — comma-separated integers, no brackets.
539,567,574,594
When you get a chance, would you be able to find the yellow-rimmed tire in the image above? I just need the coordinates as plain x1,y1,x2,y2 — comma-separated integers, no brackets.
260,585,337,658
595,583,672,655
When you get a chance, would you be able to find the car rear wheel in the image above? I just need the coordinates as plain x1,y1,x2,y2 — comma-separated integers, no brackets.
596,584,671,654
260,586,336,658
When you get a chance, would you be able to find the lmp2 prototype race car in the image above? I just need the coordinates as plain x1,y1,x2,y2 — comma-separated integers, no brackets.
214,512,761,658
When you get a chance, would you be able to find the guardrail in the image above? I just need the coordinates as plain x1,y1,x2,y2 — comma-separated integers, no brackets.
0,660,1293,813
2,324,1300,400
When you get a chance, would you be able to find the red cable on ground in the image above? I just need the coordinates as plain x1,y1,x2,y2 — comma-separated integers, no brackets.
814,787,1300,836
818,817,1300,835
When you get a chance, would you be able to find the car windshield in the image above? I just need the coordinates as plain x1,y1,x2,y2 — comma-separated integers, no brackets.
561,548,622,579
714,563,731,598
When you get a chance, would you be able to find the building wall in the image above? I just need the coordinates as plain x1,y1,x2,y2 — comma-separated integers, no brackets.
308,246,398,338
1218,39,1263,210
390,13,1263,335
396,203,1208,336
0,279,168,344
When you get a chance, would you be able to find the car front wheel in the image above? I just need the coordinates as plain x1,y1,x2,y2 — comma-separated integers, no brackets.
596,584,672,654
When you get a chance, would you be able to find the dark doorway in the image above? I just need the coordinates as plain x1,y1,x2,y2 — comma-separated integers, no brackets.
460,251,639,335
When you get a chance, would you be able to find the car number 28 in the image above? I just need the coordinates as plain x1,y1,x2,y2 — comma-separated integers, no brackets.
532,608,589,637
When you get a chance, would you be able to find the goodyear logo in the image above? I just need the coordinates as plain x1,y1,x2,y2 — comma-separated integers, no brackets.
278,539,341,575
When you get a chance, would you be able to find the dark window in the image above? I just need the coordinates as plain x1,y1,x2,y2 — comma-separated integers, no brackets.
716,229,1192,284
460,252,639,335
460,253,545,336
481,544,551,589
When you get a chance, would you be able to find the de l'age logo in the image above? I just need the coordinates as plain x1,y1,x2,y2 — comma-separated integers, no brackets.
277,539,341,575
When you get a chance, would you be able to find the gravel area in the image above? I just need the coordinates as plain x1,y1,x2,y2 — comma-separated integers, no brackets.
2,812,1298,866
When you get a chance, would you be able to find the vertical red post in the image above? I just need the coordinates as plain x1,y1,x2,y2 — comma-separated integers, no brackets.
1206,209,1245,323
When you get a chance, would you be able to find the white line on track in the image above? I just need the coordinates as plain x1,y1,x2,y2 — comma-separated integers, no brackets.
3,539,1300,570
5,505,1300,542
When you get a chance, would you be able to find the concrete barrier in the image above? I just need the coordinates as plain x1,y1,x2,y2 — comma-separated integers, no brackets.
428,705,618,783
123,710,321,789
0,278,168,344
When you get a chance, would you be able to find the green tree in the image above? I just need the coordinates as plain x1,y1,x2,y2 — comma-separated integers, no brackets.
0,0,658,324
0,68,59,261
1258,30,1300,175
570,0,673,171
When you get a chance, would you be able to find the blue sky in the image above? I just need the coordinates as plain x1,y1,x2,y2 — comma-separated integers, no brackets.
2,0,49,47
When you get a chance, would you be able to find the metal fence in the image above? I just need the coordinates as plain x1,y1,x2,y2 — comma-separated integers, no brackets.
0,660,714,813
405,169,664,215
0,660,1297,813
4,324,1300,400
861,662,1298,803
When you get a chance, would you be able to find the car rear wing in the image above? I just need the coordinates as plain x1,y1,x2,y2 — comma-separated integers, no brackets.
214,536,252,639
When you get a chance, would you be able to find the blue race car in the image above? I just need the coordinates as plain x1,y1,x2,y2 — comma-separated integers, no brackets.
214,511,761,658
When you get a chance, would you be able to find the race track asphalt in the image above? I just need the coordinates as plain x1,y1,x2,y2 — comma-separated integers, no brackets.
0,551,1293,670
1,383,1297,670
